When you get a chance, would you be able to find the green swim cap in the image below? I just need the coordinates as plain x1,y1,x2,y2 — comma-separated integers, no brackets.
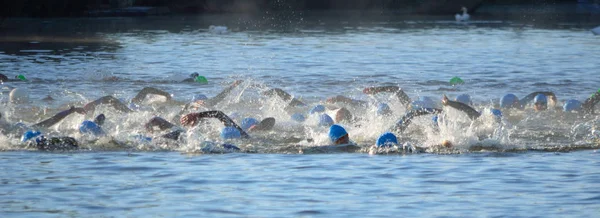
16,75,27,81
195,76,208,84
449,76,464,85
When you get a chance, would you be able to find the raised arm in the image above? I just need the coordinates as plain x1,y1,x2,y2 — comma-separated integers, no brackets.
32,106,86,129
441,95,481,120
84,96,133,113
363,86,412,106
582,90,600,114
180,110,249,138
326,95,368,106
131,87,173,104
393,108,443,133
519,91,557,107
202,80,243,107
263,88,306,107
145,117,175,132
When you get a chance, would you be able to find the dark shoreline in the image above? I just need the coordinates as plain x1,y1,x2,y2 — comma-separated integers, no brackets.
2,0,599,18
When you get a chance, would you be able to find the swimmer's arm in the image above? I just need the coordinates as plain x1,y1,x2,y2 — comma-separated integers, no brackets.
145,117,175,132
393,108,443,132
180,110,250,138
263,88,306,107
203,80,243,107
32,106,86,129
364,86,412,106
519,91,557,106
131,87,173,104
442,95,481,120
326,95,368,106
582,91,600,114
84,96,133,113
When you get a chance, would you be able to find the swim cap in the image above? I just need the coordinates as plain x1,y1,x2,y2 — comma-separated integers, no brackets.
534,94,547,104
241,117,259,131
376,103,392,116
192,94,208,102
328,124,348,143
291,113,306,122
318,114,334,127
132,134,152,143
21,130,42,142
9,88,29,104
79,121,105,136
563,99,582,112
309,105,326,114
500,94,519,109
455,94,472,105
489,109,502,121
376,132,398,147
220,127,241,139
190,73,199,78
432,115,439,126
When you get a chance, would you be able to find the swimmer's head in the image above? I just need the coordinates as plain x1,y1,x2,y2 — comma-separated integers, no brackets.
220,127,241,139
534,94,548,111
291,113,306,122
455,94,472,105
0,73,8,82
335,108,352,123
241,117,259,131
9,88,29,104
329,124,349,145
94,114,106,126
563,99,582,112
318,114,334,127
190,73,199,78
376,132,398,148
500,94,520,109
192,94,208,102
309,105,326,114
21,130,42,142
376,103,392,116
79,120,105,136
432,115,439,126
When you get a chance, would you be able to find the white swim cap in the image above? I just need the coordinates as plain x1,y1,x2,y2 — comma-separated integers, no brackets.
9,88,29,104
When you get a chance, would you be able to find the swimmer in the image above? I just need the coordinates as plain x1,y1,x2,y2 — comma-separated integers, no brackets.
0,106,86,136
363,85,412,107
183,80,243,110
143,110,250,140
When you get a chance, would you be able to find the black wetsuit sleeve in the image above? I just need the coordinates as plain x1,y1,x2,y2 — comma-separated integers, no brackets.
264,88,306,107
444,100,481,120
393,108,442,133
194,110,250,138
131,87,172,104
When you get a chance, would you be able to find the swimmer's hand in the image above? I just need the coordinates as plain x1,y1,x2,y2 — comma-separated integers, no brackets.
441,95,449,106
180,113,199,126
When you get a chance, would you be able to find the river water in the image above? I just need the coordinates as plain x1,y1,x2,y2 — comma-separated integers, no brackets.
1,15,599,216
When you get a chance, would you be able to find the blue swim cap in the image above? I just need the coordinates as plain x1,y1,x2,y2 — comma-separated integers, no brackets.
534,94,548,104
21,130,42,142
500,94,519,109
455,94,472,105
376,132,398,147
563,99,582,112
309,105,326,114
192,94,208,102
241,117,259,131
376,103,392,116
132,134,152,142
328,124,348,143
318,114,334,127
79,121,105,136
490,109,502,120
432,115,439,125
220,127,241,139
291,113,306,122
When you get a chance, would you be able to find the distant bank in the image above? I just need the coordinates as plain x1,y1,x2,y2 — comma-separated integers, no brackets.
0,0,598,18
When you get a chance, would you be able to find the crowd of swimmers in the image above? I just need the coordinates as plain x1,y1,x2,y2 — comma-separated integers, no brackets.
1,72,599,153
